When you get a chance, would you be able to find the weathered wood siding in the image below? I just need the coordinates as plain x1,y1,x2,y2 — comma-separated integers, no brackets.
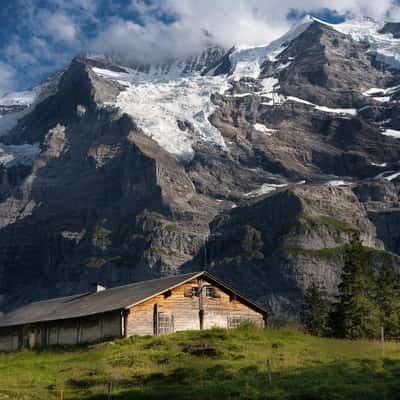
203,289,264,329
0,329,19,352
0,310,122,352
54,320,78,346
127,277,265,336
127,279,201,336
48,312,121,346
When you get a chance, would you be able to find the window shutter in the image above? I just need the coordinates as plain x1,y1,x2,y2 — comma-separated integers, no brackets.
184,288,193,297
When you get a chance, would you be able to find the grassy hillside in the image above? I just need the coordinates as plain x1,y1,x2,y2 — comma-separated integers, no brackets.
0,326,400,399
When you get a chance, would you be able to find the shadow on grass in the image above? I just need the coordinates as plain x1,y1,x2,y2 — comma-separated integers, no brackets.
79,358,400,400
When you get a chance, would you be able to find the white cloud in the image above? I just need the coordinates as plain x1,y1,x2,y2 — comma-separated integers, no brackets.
37,11,79,44
91,0,400,64
92,18,214,64
0,63,16,96
5,38,37,66
4,0,400,91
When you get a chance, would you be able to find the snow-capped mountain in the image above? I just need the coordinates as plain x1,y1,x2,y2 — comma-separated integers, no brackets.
2,16,400,316
0,72,61,165
74,17,400,162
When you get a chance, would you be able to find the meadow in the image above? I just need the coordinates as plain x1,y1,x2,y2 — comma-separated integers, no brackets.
0,325,399,399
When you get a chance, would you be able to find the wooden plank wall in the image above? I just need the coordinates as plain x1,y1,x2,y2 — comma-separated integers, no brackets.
127,280,201,336
0,310,122,352
203,287,264,329
127,277,265,336
48,311,121,346
0,328,19,352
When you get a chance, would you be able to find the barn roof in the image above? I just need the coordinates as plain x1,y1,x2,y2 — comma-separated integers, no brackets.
0,271,269,328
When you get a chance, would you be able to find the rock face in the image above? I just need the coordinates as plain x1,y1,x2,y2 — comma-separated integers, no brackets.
184,184,397,316
0,58,222,310
379,22,400,38
269,21,388,107
1,17,400,316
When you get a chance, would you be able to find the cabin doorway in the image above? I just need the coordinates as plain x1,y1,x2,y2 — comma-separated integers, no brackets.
157,312,174,335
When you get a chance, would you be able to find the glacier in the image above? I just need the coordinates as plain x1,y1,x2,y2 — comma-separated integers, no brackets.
90,16,400,160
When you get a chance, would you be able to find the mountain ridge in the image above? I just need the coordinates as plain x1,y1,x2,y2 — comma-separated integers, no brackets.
1,17,400,317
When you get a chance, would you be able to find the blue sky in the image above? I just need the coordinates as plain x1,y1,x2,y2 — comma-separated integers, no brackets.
0,0,135,92
0,0,399,94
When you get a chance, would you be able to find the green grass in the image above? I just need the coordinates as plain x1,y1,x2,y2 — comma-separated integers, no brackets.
1,326,400,399
299,214,357,234
284,245,347,259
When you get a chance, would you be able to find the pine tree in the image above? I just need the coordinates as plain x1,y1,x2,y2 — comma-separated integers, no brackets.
377,263,400,338
334,233,381,339
301,283,331,337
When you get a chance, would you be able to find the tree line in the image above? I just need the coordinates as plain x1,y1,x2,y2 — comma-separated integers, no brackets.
301,233,400,339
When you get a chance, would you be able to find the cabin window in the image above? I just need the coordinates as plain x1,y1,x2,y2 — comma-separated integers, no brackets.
228,315,257,329
228,316,243,328
205,286,219,298
191,287,199,297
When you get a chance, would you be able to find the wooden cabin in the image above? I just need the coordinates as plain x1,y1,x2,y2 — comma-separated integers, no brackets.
0,272,269,352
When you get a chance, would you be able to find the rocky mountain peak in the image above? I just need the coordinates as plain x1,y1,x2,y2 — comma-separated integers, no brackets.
272,19,389,107
2,17,400,317
3,57,123,147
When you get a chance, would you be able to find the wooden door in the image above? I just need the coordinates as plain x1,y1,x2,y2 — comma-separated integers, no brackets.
157,312,174,335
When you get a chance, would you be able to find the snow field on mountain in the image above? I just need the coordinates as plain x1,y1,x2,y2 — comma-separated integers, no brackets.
260,94,357,116
0,84,45,108
253,123,277,136
119,77,229,159
374,169,400,181
331,18,400,68
0,76,61,166
0,75,59,138
94,61,285,159
385,172,400,181
244,183,288,197
244,180,307,198
326,180,350,186
285,96,357,116
94,67,229,160
0,111,27,136
382,129,400,138
229,14,315,76
363,85,400,103
0,99,42,166
0,143,40,166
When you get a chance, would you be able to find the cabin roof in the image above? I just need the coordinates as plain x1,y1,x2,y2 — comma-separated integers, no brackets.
0,271,269,328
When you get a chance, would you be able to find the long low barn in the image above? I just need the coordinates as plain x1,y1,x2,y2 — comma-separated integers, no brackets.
0,271,269,352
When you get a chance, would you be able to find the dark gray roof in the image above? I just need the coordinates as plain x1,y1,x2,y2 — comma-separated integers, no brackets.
0,272,202,328
0,271,269,328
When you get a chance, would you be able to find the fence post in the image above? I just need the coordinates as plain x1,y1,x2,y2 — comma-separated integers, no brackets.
266,359,272,384
107,382,113,398
60,389,63,400
381,326,385,358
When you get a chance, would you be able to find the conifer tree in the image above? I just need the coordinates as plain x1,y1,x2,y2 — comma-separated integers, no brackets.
301,283,331,337
377,263,400,338
334,233,380,339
